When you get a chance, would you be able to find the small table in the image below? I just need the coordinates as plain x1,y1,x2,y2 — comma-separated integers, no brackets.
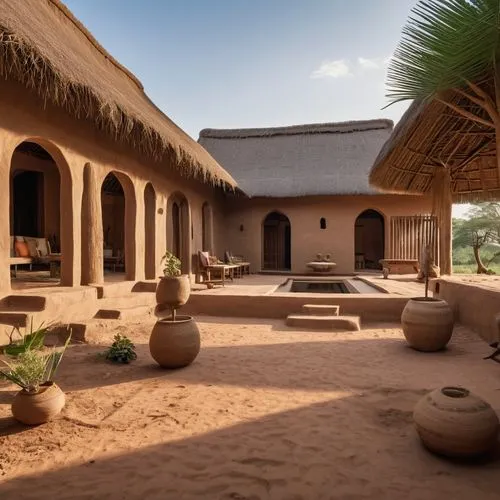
233,261,250,275
104,256,123,272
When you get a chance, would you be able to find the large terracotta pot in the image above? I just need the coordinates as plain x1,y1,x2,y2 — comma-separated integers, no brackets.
414,386,499,458
12,382,65,425
401,297,454,351
149,315,200,369
156,275,190,309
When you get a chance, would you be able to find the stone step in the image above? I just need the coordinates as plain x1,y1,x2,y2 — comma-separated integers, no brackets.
302,304,340,316
0,295,46,312
0,311,31,328
96,292,155,310
91,280,157,299
95,304,154,320
285,314,361,331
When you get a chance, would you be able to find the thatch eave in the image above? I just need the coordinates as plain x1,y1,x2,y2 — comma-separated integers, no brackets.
0,0,237,190
369,86,500,203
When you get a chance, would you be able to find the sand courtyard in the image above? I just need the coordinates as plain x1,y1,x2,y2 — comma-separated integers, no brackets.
1,315,499,500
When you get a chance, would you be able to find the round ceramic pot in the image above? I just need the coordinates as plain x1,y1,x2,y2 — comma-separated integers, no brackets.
156,275,190,309
12,382,65,425
414,386,499,458
149,315,200,369
401,298,454,352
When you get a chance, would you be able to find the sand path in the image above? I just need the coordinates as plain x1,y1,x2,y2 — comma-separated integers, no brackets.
0,317,499,499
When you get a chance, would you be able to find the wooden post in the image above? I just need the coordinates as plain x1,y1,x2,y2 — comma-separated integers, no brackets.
81,164,103,284
432,167,452,275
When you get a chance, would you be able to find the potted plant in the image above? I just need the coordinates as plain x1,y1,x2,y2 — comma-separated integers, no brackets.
155,251,190,320
401,245,454,351
150,251,200,369
0,333,71,425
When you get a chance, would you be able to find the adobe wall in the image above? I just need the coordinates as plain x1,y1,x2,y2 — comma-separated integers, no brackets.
0,79,226,297
432,278,500,343
223,194,433,274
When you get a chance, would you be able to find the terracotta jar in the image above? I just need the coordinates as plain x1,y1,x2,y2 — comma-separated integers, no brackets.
149,315,200,369
414,387,499,458
401,297,454,351
156,275,190,309
12,382,65,425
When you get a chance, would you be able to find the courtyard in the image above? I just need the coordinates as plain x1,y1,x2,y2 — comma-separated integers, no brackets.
1,316,499,499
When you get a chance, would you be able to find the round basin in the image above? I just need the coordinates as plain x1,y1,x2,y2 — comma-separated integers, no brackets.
307,261,337,273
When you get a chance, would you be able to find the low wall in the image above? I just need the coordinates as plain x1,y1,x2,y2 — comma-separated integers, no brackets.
432,279,500,343
184,293,409,323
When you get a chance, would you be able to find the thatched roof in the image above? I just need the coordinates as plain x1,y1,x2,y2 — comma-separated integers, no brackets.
369,90,500,202
199,120,393,197
0,0,236,188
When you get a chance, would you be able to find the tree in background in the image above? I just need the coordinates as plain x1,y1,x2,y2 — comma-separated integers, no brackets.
453,203,500,273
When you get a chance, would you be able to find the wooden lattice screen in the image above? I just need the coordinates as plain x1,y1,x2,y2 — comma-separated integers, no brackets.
389,215,439,265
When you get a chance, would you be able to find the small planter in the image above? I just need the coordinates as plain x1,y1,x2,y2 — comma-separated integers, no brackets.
156,275,190,309
401,297,454,351
414,387,499,458
149,315,200,369
12,382,65,425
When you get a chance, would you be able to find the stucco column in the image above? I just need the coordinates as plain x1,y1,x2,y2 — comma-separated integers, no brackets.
126,182,144,281
156,194,167,277
432,167,453,275
81,164,103,284
0,132,15,296
57,153,80,287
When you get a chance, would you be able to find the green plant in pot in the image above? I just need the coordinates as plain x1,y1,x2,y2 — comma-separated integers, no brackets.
150,251,200,369
401,245,454,352
155,251,190,321
0,333,71,425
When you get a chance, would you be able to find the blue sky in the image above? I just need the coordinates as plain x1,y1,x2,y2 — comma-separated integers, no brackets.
64,0,470,217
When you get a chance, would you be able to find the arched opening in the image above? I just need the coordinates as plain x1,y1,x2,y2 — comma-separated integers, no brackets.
201,202,213,253
262,211,291,271
354,209,385,270
101,172,128,280
9,141,62,289
144,183,156,279
167,193,191,275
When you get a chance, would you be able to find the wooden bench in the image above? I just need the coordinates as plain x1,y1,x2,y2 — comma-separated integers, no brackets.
379,259,420,278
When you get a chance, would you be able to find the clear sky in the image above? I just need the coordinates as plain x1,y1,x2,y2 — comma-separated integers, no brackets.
64,0,470,217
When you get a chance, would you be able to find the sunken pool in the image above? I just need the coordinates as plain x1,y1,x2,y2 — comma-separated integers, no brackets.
275,278,383,294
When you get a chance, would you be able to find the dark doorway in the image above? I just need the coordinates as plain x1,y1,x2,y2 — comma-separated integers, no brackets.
101,172,126,275
172,202,181,259
12,171,43,237
354,209,385,270
263,211,291,271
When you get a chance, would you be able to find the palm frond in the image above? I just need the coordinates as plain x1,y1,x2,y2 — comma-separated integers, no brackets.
386,0,500,105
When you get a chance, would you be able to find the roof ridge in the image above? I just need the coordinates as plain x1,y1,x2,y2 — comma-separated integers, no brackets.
199,119,393,139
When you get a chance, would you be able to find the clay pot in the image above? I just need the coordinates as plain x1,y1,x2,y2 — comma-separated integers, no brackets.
401,297,454,351
149,315,200,369
12,382,65,425
156,275,190,309
414,386,499,458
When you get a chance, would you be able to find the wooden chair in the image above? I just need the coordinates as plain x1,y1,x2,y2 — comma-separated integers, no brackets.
198,251,232,287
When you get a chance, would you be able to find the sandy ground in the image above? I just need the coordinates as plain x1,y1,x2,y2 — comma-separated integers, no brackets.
0,317,500,500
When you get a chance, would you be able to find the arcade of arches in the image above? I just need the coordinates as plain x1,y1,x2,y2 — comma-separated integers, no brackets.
4,139,434,298
6,137,217,293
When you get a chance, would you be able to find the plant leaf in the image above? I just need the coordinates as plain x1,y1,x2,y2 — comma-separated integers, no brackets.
386,0,500,105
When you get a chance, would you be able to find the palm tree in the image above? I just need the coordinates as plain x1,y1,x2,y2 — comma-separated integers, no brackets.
386,0,500,150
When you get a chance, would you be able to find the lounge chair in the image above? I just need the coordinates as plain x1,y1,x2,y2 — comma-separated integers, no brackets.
10,235,57,277
224,250,250,275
